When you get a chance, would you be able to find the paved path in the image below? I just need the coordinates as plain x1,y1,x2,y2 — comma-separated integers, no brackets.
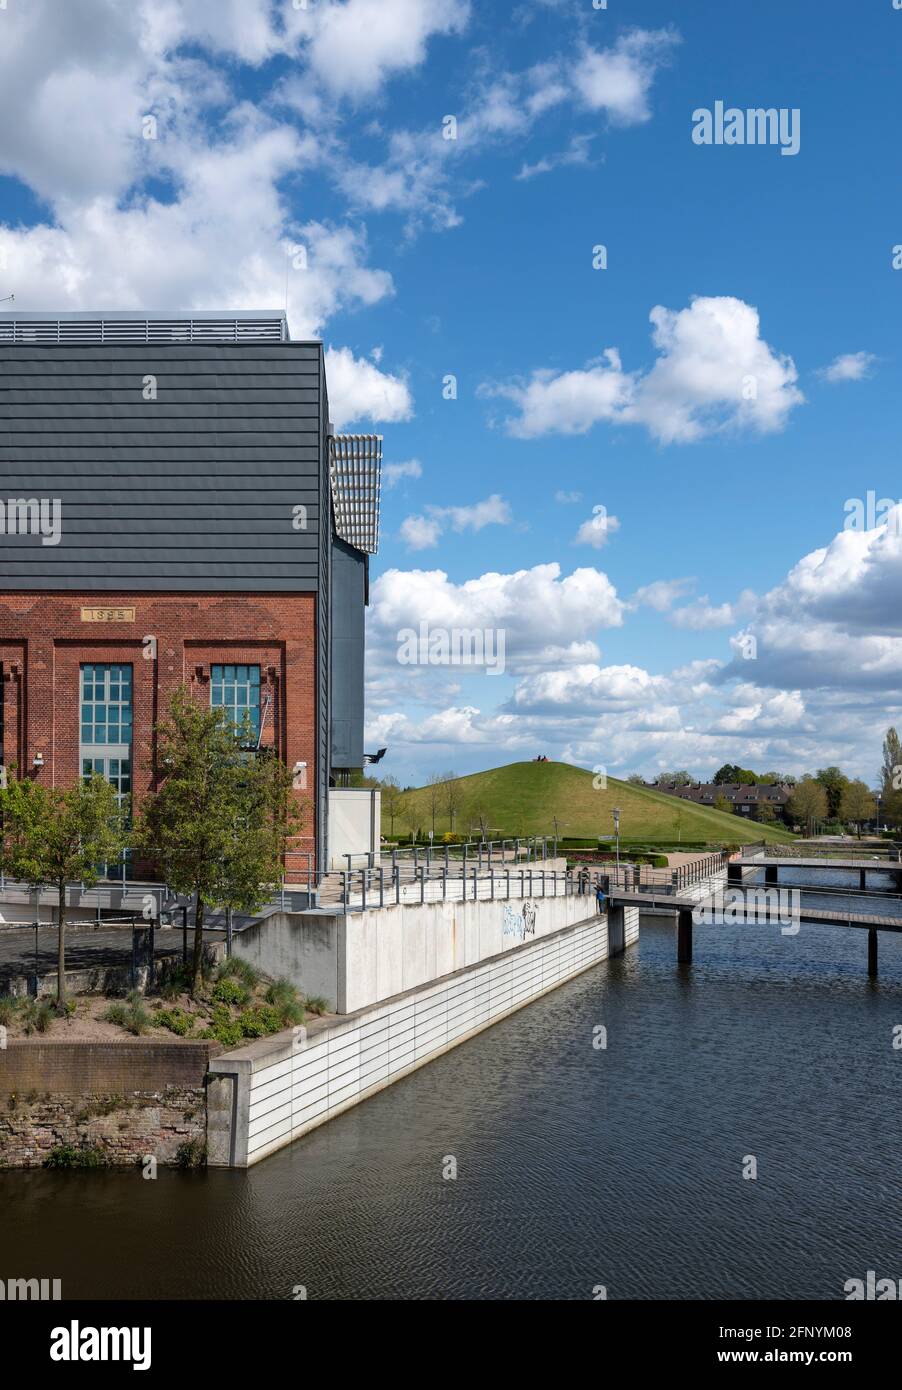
0,925,187,978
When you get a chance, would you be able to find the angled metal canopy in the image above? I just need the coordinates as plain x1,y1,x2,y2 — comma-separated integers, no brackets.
329,433,382,555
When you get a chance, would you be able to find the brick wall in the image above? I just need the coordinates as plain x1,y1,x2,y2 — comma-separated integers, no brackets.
0,1040,221,1167
0,591,318,870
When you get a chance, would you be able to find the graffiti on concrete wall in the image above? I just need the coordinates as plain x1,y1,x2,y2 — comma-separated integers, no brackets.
502,901,538,941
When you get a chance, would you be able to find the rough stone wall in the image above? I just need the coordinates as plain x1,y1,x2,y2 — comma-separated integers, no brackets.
0,1086,204,1167
0,1040,219,1168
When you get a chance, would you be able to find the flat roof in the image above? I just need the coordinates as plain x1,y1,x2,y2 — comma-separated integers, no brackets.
0,309,314,345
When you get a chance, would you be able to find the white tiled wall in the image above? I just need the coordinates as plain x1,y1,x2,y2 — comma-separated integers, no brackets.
244,913,610,1165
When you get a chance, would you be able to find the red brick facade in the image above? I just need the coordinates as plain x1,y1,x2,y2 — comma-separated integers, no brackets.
0,592,317,875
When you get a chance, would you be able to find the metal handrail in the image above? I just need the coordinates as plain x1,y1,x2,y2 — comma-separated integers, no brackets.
602,852,730,897
332,864,587,913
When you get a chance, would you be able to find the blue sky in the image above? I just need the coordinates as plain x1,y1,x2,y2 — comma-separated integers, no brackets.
1,0,900,787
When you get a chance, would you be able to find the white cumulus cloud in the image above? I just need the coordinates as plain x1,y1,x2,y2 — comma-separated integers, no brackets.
383,459,423,487
817,351,877,383
572,28,679,124
484,297,803,444
399,495,512,549
325,346,413,427
574,509,620,549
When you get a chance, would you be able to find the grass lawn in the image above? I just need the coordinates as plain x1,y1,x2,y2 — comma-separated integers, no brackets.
385,761,795,846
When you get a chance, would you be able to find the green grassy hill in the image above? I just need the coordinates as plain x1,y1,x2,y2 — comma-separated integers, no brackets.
385,761,795,846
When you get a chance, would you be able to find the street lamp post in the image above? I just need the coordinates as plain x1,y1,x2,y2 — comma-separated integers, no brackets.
612,807,621,876
876,791,882,835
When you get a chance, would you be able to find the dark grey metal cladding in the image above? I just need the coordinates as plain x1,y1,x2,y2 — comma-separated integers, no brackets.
329,537,366,771
0,341,323,590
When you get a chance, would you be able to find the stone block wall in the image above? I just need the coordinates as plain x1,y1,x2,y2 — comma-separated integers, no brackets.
0,1040,219,1168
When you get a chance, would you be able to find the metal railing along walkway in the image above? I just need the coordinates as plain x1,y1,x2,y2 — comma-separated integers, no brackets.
601,852,729,898
307,863,585,913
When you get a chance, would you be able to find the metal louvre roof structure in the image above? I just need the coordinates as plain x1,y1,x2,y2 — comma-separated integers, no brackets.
0,311,289,343
329,434,382,554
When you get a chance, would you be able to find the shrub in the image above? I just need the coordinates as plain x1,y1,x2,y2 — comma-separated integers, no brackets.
0,995,20,1027
651,855,669,869
44,1144,109,1169
264,979,306,1026
20,998,53,1035
217,957,260,990
103,991,151,1036
303,994,329,1017
202,1005,244,1048
238,1004,283,1038
212,976,250,1008
156,1007,193,1037
159,965,192,1002
175,1137,206,1170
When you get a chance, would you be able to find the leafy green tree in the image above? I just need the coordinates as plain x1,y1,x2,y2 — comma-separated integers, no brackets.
713,764,757,785
656,770,692,787
840,780,876,837
815,766,850,820
0,773,125,1007
788,777,829,835
137,688,300,997
714,794,734,816
755,802,776,823
880,728,902,827
880,727,902,788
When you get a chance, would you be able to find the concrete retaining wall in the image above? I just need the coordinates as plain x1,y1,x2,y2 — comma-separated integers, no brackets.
233,884,600,1015
209,904,639,1167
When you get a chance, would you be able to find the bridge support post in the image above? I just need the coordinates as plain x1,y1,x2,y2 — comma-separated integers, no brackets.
859,868,867,891
764,865,778,885
607,904,625,957
677,908,693,964
868,928,878,978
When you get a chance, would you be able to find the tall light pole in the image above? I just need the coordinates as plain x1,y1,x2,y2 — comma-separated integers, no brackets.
876,791,882,834
612,806,621,875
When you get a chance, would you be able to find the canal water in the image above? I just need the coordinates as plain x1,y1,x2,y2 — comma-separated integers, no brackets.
3,913,901,1301
745,864,902,921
